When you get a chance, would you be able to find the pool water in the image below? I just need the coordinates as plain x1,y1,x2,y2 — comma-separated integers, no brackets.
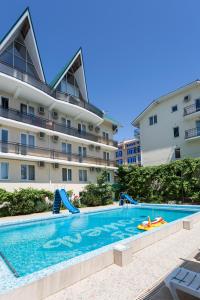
0,206,199,277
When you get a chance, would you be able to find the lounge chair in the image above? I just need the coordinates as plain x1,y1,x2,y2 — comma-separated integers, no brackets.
165,267,200,299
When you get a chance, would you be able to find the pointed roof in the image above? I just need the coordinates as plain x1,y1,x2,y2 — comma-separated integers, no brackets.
50,48,88,101
0,7,45,82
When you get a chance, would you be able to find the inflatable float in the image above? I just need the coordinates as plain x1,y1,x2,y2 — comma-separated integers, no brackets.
138,216,167,231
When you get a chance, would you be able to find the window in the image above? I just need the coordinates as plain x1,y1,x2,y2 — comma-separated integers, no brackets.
1,129,8,153
116,150,122,158
106,172,111,182
0,162,9,179
61,118,71,128
62,143,72,154
116,159,123,165
78,123,86,134
20,104,34,115
173,127,179,138
79,170,87,182
103,132,109,140
1,97,9,109
149,115,157,126
78,146,87,157
62,168,72,181
103,152,110,161
172,105,178,112
175,148,181,159
127,156,136,164
127,148,134,155
21,165,35,180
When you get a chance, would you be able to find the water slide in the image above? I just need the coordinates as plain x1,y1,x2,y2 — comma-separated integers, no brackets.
53,189,80,214
119,193,138,205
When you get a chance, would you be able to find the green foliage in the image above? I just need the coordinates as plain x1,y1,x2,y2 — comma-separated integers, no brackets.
80,170,113,206
0,188,54,217
115,158,200,204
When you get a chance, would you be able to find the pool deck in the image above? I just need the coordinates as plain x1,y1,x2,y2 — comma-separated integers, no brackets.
43,213,200,300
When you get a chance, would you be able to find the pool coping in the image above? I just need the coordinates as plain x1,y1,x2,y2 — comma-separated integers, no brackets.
1,204,200,300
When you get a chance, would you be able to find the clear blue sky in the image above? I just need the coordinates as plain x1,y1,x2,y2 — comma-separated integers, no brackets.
0,0,200,141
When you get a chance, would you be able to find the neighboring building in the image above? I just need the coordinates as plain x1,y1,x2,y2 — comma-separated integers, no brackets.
116,139,141,166
0,8,119,193
132,80,200,166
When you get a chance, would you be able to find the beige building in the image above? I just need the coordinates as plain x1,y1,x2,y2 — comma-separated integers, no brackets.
132,80,200,166
0,9,119,193
116,139,141,166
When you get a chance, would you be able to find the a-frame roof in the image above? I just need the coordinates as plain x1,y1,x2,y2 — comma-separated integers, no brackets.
50,48,89,102
0,7,45,82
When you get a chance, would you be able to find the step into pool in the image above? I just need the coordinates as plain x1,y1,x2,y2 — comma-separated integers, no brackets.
0,205,199,277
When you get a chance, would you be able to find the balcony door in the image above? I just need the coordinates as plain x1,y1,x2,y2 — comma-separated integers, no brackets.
196,99,200,112
1,129,8,153
196,120,200,136
21,133,35,155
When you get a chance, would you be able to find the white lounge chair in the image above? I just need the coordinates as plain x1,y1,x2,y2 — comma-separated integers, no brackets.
165,267,200,300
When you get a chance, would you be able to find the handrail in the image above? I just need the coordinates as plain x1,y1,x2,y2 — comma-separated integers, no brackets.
184,103,200,116
185,127,200,139
0,140,116,167
0,106,118,147
0,60,104,118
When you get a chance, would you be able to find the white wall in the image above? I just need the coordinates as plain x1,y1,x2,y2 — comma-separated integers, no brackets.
139,85,200,166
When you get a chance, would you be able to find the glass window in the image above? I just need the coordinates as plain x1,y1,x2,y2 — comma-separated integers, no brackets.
28,165,35,180
28,135,35,147
175,148,181,159
14,41,26,59
21,165,27,180
172,105,178,112
67,120,71,128
149,116,153,125
1,97,9,109
21,165,35,180
79,170,87,182
173,127,179,138
1,162,9,179
154,115,157,124
62,168,72,181
28,106,34,115
107,172,111,182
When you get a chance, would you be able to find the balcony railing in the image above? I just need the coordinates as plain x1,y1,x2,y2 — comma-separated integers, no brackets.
184,104,200,116
0,107,118,147
0,60,104,118
185,127,200,139
0,141,116,167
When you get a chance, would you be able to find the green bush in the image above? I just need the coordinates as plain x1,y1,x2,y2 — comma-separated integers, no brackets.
115,158,200,204
0,188,54,217
80,170,113,206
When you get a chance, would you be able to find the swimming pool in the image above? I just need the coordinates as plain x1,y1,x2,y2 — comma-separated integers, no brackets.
0,205,199,278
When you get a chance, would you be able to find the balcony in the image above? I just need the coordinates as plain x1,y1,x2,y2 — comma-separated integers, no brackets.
0,107,118,147
185,127,200,140
184,104,200,117
0,141,116,167
0,60,104,118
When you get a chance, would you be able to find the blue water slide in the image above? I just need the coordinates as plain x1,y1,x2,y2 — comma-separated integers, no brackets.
119,193,138,205
53,189,80,214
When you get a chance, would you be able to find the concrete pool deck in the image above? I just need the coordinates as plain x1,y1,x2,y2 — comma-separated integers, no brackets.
0,204,200,300
44,215,200,300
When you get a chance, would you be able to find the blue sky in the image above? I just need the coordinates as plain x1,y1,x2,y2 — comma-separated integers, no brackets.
0,1,200,140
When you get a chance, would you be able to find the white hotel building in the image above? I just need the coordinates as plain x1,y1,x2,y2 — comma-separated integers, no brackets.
132,80,200,166
0,8,119,193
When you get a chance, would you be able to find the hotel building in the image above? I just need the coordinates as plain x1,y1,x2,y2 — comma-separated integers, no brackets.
132,80,200,166
116,138,141,166
0,8,119,193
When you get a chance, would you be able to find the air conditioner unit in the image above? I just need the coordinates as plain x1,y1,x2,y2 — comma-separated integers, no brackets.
52,163,59,169
183,95,190,103
90,167,95,172
95,126,100,133
38,161,45,167
88,124,94,131
89,144,95,150
95,146,101,151
52,111,58,119
52,135,59,143
38,106,45,115
38,132,45,140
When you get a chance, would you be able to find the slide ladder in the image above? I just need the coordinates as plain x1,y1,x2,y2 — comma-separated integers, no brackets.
53,189,80,214
119,193,138,206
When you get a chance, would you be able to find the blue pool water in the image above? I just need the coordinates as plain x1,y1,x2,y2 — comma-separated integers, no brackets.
0,206,199,277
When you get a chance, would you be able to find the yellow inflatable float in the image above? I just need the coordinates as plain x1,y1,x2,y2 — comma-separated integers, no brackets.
138,216,167,231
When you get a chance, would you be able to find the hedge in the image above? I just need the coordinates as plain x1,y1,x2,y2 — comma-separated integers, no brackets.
115,158,200,204
0,188,54,217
